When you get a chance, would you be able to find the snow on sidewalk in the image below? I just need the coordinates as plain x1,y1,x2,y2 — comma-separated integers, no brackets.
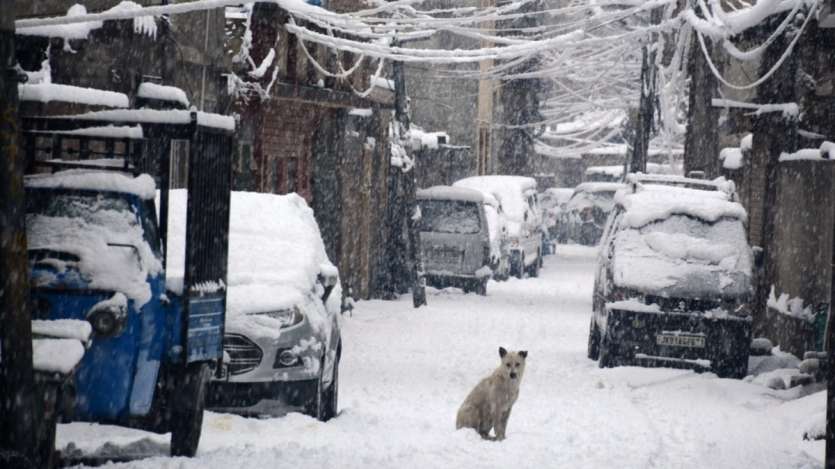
58,245,823,469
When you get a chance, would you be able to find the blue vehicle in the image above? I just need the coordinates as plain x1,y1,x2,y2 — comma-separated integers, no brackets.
22,110,235,459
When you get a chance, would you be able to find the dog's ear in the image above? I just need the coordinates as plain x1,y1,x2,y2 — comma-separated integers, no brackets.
519,350,528,359
499,347,507,358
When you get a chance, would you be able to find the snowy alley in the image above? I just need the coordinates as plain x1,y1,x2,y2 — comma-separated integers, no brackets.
57,246,824,469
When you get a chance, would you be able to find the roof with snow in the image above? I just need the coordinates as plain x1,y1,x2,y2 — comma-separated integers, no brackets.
616,185,747,229
574,182,624,194
453,175,537,222
417,186,485,203
25,169,157,200
19,83,129,108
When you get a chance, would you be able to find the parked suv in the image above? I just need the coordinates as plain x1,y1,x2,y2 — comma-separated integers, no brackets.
588,180,753,378
561,182,622,245
417,186,495,295
454,176,543,278
165,191,344,421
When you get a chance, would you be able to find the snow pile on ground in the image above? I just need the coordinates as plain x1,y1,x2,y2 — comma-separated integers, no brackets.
137,83,189,107
19,83,129,108
26,172,162,306
164,191,339,338
56,247,823,468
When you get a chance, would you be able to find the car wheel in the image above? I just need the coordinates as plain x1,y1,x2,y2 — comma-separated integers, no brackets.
170,363,211,457
587,320,600,360
716,354,749,380
527,252,540,278
598,335,616,369
322,357,339,421
475,278,488,296
303,363,326,421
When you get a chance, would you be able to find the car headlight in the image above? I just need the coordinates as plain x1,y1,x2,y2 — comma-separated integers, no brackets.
255,306,304,328
86,297,128,337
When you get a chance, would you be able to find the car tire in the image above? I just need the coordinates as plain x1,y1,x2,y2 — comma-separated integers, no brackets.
716,355,749,380
475,278,487,296
527,252,541,278
322,357,339,421
598,335,616,369
303,364,326,421
587,320,600,360
170,363,211,457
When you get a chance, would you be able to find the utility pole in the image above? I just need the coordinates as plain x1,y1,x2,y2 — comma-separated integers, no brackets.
476,0,496,175
0,1,38,466
630,6,663,174
391,30,426,308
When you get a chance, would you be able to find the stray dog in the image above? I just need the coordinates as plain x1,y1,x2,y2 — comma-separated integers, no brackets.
456,347,527,441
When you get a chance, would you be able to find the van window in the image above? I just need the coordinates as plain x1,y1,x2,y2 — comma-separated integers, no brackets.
418,200,482,234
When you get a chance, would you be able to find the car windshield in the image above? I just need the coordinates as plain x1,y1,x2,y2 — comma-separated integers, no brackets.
568,190,616,212
27,191,136,229
638,215,748,268
418,200,481,234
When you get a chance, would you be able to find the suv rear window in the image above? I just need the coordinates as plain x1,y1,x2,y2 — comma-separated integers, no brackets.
418,200,481,234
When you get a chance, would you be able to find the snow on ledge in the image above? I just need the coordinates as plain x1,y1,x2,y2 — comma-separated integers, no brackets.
33,338,86,374
25,169,157,200
137,83,190,107
59,109,236,131
32,319,92,343
19,83,129,108
779,142,835,162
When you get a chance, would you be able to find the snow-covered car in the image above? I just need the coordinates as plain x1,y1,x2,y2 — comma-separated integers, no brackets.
588,182,753,378
417,186,498,295
165,191,342,421
539,187,574,247
454,176,544,278
561,182,623,245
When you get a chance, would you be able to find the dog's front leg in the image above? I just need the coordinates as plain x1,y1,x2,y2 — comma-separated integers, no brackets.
494,408,512,441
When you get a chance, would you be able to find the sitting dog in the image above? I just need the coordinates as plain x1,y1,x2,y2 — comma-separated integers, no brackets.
456,347,527,440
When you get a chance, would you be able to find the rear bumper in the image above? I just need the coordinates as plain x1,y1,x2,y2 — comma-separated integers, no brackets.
603,308,752,372
424,272,487,289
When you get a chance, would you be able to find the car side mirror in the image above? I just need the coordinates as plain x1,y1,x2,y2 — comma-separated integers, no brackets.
318,264,339,303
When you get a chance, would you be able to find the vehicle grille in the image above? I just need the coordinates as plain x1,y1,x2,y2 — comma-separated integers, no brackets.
223,334,263,375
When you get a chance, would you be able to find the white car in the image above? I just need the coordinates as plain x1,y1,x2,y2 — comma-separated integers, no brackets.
166,191,342,420
454,176,544,278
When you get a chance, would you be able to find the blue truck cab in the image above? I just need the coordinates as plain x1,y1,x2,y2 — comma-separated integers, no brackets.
22,110,235,458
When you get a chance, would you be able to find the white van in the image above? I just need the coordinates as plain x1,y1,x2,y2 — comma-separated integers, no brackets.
453,176,543,278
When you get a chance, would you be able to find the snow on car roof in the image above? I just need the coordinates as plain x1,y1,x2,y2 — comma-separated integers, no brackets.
616,185,747,229
417,186,485,203
25,169,157,200
164,190,338,317
57,108,236,131
453,175,537,222
574,182,624,194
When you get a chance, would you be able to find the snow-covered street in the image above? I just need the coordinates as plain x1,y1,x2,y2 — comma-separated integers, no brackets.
59,246,824,469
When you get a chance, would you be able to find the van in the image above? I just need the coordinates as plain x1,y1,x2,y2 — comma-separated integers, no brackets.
417,186,495,295
453,176,543,278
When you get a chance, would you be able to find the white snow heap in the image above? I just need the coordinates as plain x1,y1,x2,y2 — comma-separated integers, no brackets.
417,186,485,204
33,338,87,374
32,319,93,343
779,142,835,162
767,287,814,322
164,190,340,340
26,171,163,307
407,127,450,150
25,169,156,200
719,147,743,170
16,1,157,42
19,83,129,108
137,83,190,107
453,175,536,224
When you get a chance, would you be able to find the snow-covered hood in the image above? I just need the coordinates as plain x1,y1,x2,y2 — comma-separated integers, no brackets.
26,194,161,307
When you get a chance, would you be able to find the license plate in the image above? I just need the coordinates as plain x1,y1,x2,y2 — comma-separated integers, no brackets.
656,334,705,348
